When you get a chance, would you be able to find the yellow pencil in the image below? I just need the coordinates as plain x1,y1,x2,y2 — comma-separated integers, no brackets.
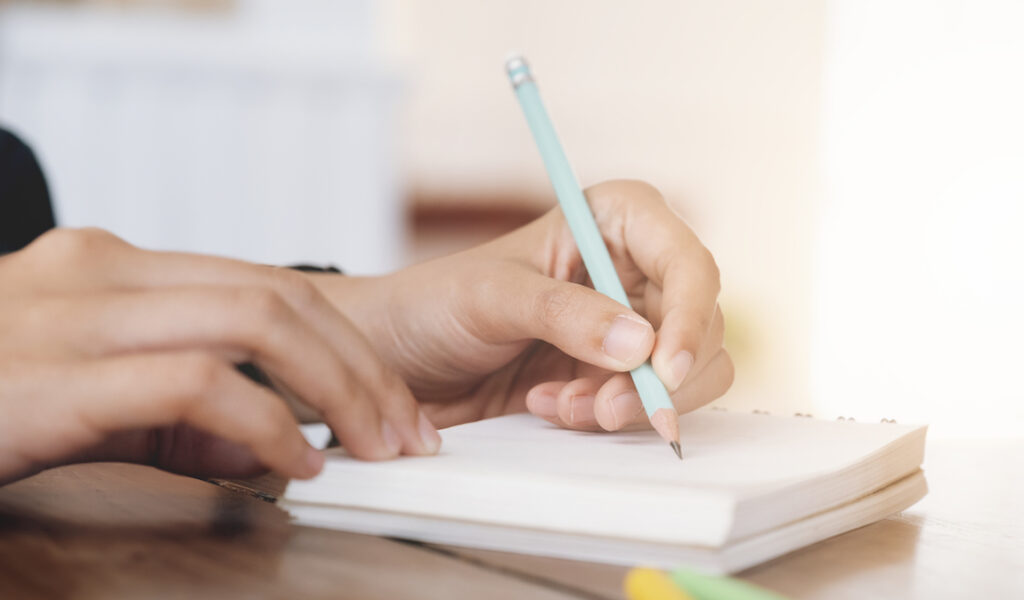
625,568,695,600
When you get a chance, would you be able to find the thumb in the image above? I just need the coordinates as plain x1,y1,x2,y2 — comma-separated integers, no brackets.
473,270,655,371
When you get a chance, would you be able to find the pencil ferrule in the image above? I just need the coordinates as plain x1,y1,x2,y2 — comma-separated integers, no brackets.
509,71,534,89
505,55,534,89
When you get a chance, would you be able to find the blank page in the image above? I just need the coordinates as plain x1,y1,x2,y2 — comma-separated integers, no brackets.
422,411,923,492
286,410,925,546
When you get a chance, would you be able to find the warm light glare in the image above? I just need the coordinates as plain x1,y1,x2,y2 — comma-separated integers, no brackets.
813,0,1024,437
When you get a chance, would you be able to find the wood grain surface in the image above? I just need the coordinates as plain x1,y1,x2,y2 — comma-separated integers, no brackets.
1,439,1020,599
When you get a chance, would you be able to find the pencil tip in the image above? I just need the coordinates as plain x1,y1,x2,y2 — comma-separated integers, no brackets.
670,441,682,460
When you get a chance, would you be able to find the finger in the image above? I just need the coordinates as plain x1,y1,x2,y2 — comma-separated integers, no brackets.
659,304,725,390
5,352,322,481
526,350,734,435
469,269,655,372
642,286,726,369
586,181,721,391
146,426,267,479
33,287,412,460
525,380,567,422
593,373,645,431
595,345,733,431
641,280,664,329
670,348,735,414
59,426,270,480
555,378,604,430
102,251,440,456
594,348,734,432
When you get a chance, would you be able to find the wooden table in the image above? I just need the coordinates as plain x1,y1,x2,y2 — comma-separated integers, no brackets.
1,439,1021,599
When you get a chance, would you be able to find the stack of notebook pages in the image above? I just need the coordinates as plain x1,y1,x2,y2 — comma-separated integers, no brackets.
283,409,927,573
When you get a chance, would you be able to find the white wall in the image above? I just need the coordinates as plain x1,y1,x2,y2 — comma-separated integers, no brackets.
813,0,1024,436
0,1,405,274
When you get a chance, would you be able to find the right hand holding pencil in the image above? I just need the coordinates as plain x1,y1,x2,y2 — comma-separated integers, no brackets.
311,180,732,433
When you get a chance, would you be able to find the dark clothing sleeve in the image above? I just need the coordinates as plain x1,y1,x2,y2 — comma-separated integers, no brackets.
0,128,55,254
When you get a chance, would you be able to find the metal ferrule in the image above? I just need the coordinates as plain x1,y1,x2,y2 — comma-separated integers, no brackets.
505,56,534,89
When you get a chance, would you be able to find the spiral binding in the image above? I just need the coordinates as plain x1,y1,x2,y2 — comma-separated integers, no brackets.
705,405,897,423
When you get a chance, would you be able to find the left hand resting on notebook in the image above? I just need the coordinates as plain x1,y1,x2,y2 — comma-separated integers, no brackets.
311,180,732,432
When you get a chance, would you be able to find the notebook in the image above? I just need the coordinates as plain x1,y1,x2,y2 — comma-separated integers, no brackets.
282,408,927,573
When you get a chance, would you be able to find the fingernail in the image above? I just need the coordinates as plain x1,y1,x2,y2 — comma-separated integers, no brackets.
609,391,642,430
603,315,652,365
304,447,325,477
667,350,694,390
417,412,442,454
381,420,402,456
528,391,558,417
569,394,596,425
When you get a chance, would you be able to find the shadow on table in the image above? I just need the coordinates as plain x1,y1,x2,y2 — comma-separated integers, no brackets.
740,516,924,599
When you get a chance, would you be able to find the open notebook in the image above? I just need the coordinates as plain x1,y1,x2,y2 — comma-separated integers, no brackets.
282,409,927,573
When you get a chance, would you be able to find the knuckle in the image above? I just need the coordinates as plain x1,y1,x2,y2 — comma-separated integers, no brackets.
626,180,665,204
30,227,118,261
596,179,664,205
699,247,722,294
585,180,665,227
237,287,291,324
77,226,122,243
695,311,714,336
670,304,711,337
177,353,226,400
591,179,663,199
713,305,726,336
272,268,320,312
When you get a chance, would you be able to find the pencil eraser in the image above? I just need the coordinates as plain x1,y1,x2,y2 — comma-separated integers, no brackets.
505,52,528,72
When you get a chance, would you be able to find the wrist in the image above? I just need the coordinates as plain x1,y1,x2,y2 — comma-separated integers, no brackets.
304,272,394,346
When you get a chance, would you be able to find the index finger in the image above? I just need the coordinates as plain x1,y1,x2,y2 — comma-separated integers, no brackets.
586,180,721,391
2,351,322,483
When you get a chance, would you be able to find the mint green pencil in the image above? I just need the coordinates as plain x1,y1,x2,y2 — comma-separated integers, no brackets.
670,570,791,600
505,55,682,459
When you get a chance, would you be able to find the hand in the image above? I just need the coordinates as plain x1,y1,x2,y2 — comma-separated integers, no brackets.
0,228,441,486
312,180,732,431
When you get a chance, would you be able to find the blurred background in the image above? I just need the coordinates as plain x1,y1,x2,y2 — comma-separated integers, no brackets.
1,0,1021,438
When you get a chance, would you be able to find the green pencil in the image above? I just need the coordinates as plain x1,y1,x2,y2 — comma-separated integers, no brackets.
505,55,681,458
670,570,790,600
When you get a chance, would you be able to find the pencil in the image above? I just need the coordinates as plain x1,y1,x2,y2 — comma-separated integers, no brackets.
625,568,695,600
669,570,791,600
505,55,682,458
